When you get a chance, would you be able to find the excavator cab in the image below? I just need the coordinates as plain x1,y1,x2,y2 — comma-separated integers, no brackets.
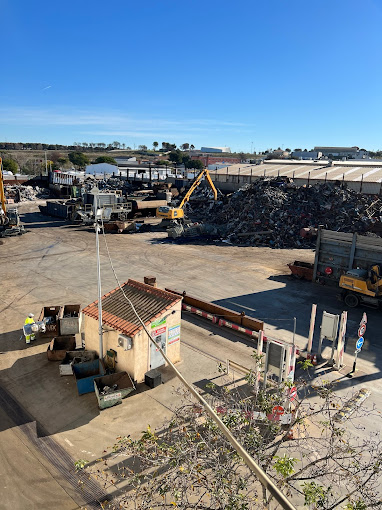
156,205,185,220
156,168,217,222
340,263,382,307
368,264,382,293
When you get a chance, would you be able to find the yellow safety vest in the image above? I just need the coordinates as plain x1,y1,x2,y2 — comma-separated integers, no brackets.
25,317,35,325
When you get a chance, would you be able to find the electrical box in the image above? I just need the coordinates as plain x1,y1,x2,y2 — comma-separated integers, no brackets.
118,335,132,351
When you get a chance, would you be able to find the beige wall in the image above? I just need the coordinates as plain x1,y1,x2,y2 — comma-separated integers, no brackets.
83,300,182,383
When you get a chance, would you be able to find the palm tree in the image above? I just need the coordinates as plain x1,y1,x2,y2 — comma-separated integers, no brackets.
153,141,159,151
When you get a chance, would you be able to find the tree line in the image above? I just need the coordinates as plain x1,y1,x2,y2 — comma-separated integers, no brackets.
0,141,196,152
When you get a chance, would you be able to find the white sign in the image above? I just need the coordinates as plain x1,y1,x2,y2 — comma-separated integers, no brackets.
321,311,339,341
168,324,180,345
104,392,122,401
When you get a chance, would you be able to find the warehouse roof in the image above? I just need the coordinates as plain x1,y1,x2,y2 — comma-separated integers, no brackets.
213,160,382,183
314,146,359,152
82,279,182,337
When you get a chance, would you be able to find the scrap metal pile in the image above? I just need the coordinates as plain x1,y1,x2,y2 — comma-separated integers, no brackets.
5,184,50,202
100,384,118,395
185,178,382,248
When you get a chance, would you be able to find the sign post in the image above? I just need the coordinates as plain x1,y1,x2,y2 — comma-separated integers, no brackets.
307,303,317,355
334,310,347,369
347,313,367,377
347,337,364,377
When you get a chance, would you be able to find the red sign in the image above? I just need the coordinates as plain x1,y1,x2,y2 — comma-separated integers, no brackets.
272,405,285,416
358,324,366,338
288,387,297,401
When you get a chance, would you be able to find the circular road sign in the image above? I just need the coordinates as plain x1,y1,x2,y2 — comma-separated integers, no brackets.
356,337,364,350
272,405,285,416
358,324,366,338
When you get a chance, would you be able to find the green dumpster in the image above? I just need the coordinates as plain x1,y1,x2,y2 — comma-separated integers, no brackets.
94,372,135,410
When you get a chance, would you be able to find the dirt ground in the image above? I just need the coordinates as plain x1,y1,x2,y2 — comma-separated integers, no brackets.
1,201,381,509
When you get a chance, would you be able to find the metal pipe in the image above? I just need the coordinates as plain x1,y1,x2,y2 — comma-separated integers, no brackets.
307,304,317,354
101,228,297,510
93,190,103,359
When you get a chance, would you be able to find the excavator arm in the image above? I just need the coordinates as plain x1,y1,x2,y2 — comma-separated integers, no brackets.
179,168,218,208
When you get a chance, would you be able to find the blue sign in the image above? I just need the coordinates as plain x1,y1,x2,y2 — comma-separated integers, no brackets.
356,337,364,350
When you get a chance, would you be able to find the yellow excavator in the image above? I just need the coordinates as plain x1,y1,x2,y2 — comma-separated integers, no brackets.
339,264,382,308
0,157,24,237
156,167,218,221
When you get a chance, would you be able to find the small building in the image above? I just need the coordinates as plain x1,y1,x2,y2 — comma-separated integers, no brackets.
313,147,368,159
200,147,231,153
291,150,322,160
82,278,182,383
85,162,118,175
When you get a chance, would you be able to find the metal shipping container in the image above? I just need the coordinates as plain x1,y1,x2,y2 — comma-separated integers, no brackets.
313,228,382,284
59,304,82,335
47,336,76,361
84,193,119,207
38,306,61,337
94,372,135,410
59,350,97,376
73,360,106,395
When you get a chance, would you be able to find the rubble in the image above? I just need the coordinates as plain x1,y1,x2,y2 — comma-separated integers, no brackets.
185,178,382,248
100,384,118,395
5,185,50,202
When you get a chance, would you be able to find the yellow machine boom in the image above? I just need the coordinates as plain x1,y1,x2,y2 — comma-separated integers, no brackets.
156,168,218,220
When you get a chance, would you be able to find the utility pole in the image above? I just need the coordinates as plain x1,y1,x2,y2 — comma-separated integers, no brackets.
45,151,48,176
92,187,103,359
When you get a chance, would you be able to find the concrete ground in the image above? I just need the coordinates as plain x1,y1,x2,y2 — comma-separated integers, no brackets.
1,201,381,508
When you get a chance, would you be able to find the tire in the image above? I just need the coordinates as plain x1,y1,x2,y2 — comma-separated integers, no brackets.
344,293,359,308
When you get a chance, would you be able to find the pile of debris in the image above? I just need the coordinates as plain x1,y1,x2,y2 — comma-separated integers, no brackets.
100,384,118,395
187,178,382,248
5,185,50,202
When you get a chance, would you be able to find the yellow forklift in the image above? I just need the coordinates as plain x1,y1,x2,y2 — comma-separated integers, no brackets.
156,167,218,221
339,264,382,307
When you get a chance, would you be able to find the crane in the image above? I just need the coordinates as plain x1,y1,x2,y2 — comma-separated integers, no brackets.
156,167,218,221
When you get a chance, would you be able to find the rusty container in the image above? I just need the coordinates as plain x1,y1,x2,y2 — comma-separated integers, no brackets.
38,306,61,337
47,335,76,361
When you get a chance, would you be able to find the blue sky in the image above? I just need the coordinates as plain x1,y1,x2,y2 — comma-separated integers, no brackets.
1,0,382,152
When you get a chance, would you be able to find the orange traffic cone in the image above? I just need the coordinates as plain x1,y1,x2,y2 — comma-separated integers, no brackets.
311,354,317,366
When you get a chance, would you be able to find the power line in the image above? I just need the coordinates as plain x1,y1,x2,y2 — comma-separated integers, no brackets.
100,220,297,510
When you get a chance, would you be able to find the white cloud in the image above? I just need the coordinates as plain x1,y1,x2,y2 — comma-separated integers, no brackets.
0,107,254,135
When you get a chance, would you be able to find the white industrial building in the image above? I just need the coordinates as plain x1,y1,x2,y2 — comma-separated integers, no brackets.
292,150,322,160
313,147,368,159
85,163,119,175
200,147,231,153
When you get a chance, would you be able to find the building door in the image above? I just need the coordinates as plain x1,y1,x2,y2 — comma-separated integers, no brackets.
150,327,166,370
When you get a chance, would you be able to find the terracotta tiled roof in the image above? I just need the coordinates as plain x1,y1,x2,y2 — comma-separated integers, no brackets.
82,279,182,337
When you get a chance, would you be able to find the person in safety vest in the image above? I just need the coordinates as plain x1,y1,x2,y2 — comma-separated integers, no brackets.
24,313,36,344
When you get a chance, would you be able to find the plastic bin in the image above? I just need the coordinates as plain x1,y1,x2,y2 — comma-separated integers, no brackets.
47,336,76,361
73,360,106,395
94,372,135,410
39,306,61,337
59,350,97,376
59,304,81,335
